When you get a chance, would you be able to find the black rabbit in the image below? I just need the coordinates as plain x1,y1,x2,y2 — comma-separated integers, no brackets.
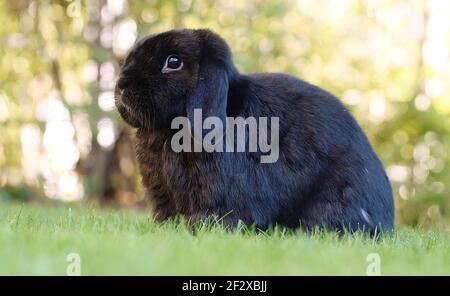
115,28,394,233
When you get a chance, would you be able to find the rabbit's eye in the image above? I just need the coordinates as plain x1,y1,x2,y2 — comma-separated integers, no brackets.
162,55,183,73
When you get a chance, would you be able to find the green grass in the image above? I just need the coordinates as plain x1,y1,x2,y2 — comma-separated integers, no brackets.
0,202,449,275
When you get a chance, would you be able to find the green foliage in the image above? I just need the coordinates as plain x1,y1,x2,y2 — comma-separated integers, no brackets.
0,0,449,227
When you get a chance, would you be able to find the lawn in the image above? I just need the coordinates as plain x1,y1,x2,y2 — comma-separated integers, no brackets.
0,202,449,275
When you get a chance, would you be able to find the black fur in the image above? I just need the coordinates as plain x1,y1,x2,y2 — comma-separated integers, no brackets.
115,29,394,232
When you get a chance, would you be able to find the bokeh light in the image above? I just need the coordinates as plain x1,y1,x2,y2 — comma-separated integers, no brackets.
0,0,448,228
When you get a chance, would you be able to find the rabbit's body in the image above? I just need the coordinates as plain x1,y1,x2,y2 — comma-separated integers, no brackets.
116,29,394,232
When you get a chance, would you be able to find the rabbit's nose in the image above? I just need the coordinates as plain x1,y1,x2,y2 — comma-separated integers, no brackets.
117,76,132,90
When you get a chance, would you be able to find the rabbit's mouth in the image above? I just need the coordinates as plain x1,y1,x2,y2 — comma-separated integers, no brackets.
115,87,145,128
114,83,126,104
115,99,143,129
114,86,136,109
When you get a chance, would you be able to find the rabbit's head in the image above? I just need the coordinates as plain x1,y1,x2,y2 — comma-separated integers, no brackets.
115,29,237,130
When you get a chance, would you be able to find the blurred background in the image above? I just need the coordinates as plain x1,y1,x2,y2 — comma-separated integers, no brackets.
0,0,449,228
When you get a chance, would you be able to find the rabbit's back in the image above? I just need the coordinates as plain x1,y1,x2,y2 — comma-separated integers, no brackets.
241,73,394,231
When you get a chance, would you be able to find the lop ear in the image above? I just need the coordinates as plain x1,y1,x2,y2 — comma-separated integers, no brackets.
186,30,234,140
186,60,228,137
